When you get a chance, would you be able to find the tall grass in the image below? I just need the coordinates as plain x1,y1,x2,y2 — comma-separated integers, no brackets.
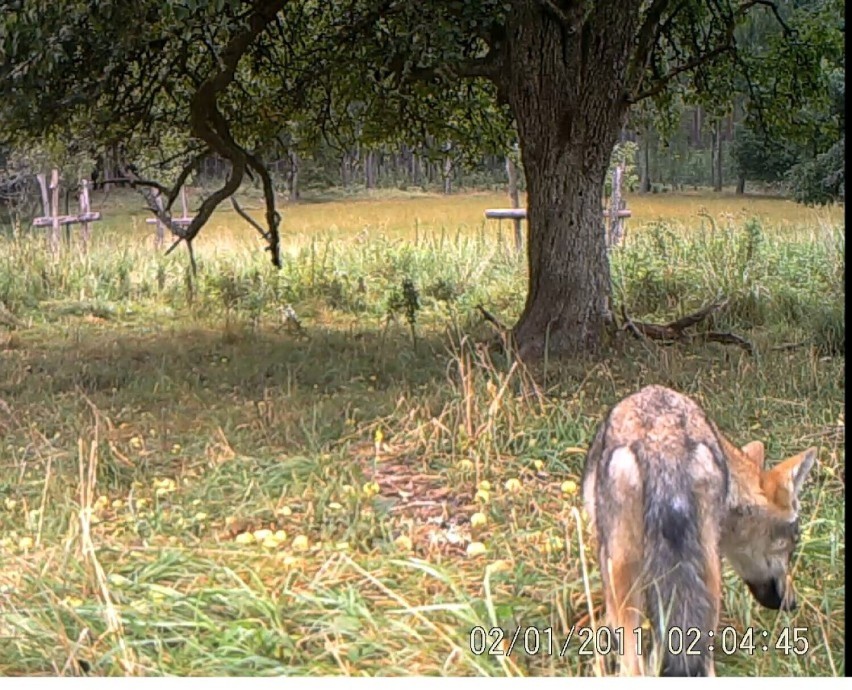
0,191,844,676
613,217,844,353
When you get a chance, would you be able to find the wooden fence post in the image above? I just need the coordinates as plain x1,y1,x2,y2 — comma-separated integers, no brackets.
79,179,92,254
146,185,194,245
505,153,523,254
151,189,166,248
33,172,103,251
608,162,626,247
49,169,61,257
36,173,50,219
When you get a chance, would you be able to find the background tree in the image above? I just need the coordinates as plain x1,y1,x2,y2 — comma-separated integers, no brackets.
731,0,844,199
788,134,845,205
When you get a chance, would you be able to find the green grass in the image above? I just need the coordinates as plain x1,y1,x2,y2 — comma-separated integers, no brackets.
0,189,844,676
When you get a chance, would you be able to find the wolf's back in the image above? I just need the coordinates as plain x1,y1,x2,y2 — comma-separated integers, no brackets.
583,386,730,676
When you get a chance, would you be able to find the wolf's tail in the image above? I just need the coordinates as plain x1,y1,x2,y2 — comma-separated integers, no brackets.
641,452,717,677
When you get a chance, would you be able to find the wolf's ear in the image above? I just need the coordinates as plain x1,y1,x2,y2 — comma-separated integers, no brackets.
773,447,817,498
763,448,817,511
742,441,765,469
787,447,817,497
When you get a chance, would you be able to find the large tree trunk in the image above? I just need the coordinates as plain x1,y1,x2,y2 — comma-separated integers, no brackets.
502,5,635,358
411,151,421,187
102,147,114,192
512,145,618,357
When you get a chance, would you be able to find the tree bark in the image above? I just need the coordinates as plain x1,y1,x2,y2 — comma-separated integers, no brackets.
102,148,113,192
501,4,636,358
733,96,745,196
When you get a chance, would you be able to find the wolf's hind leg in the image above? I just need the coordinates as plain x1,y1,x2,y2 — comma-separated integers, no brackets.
603,553,645,677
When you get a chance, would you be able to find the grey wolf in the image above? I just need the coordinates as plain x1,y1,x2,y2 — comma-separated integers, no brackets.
582,385,816,676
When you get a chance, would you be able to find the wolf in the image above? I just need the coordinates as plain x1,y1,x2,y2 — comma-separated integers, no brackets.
581,385,817,677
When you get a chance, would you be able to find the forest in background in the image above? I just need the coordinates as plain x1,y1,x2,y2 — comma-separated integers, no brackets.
0,0,844,233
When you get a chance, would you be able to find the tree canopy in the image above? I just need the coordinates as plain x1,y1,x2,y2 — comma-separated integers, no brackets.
0,0,842,356
729,0,844,202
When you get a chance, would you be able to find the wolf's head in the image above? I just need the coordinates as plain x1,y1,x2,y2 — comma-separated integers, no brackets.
724,442,817,611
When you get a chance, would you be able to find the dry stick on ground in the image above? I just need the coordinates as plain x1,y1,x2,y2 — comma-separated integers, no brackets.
668,297,729,330
696,331,755,352
620,298,755,354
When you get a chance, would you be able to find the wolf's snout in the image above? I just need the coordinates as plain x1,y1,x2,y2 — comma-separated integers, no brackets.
745,578,795,610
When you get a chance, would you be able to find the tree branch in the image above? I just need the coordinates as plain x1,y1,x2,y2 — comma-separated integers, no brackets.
114,167,189,238
406,48,502,85
737,0,794,37
620,299,754,354
627,0,679,94
626,0,788,105
230,196,270,240
452,53,502,80
628,42,733,103
536,0,576,31
95,177,170,195
165,149,210,212
170,0,286,267
245,150,282,267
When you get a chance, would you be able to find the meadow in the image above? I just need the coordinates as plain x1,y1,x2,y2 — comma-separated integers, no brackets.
0,187,844,676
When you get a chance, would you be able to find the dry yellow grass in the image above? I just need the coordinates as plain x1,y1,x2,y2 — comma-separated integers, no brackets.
103,188,843,255
625,191,843,230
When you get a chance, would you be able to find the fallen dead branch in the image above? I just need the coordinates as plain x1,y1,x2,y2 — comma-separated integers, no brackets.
476,303,507,332
620,299,754,354
770,341,810,352
697,331,754,352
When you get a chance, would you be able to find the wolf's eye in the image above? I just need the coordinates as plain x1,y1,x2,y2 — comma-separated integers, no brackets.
772,519,799,543
773,538,791,552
